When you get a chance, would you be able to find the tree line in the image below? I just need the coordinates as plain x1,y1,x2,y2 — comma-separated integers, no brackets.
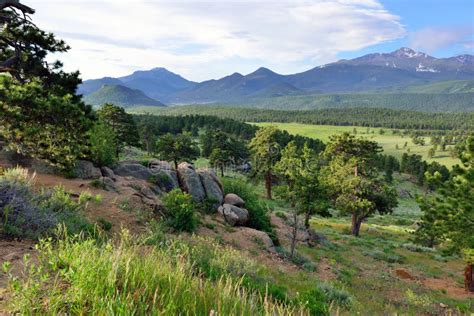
133,106,474,131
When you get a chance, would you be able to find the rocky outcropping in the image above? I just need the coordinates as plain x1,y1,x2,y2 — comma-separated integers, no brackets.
113,162,153,181
198,169,224,204
177,162,206,202
73,160,101,179
218,203,249,226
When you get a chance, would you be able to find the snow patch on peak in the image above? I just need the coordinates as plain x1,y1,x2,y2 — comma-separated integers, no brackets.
416,63,439,73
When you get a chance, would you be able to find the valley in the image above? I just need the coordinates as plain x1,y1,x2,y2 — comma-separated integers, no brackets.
253,122,461,167
1,1,473,315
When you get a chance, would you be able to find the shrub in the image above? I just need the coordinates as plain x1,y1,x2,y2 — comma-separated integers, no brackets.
162,189,197,232
0,170,93,239
275,210,287,220
223,178,278,244
89,179,105,189
275,246,315,271
400,242,435,253
316,283,354,310
364,249,406,263
196,198,220,215
89,123,117,167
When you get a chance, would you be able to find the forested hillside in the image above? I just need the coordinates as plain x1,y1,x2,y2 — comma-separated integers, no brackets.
219,92,474,112
131,106,474,130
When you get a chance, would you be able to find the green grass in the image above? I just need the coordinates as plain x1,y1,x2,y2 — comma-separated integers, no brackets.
5,230,310,315
253,122,460,168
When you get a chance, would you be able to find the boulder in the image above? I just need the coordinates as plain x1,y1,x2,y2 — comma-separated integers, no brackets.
149,159,173,171
99,176,119,192
113,162,153,181
177,162,206,202
224,193,245,207
198,168,224,203
149,160,179,192
100,167,116,180
218,203,249,226
73,160,101,179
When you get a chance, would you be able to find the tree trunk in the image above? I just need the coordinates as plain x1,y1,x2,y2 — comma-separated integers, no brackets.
351,213,363,237
290,212,298,258
465,264,474,292
174,159,178,170
265,171,272,199
220,165,224,177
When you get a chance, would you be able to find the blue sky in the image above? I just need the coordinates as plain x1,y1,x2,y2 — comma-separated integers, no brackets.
27,0,473,81
339,0,474,60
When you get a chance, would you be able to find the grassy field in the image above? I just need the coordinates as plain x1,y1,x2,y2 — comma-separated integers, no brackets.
254,122,460,168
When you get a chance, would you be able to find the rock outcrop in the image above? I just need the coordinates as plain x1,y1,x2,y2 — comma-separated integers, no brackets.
73,160,101,179
113,162,153,181
177,162,206,202
218,203,249,226
224,193,245,207
198,169,224,204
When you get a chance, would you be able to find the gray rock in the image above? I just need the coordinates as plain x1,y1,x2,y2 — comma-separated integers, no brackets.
99,176,119,192
218,203,249,226
113,162,152,181
198,169,224,204
100,166,116,179
177,162,206,202
149,159,173,171
149,160,179,192
224,193,245,207
73,160,101,179
140,186,156,200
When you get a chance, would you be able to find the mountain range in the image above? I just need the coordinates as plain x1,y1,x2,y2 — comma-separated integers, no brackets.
79,48,474,107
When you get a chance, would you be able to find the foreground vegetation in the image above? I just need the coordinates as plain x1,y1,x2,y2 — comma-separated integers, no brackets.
5,229,313,315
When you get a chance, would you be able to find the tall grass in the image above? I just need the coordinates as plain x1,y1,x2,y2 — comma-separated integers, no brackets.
6,229,310,315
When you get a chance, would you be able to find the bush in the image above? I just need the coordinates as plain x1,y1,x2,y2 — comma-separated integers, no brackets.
364,249,406,263
223,178,278,244
0,169,93,239
162,189,197,232
400,242,435,253
89,123,117,167
275,246,315,271
316,283,354,310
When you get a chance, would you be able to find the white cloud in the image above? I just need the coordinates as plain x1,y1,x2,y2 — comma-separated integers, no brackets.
408,26,473,54
25,0,405,81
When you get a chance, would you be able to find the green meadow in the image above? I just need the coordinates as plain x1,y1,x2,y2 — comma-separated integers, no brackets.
253,123,460,168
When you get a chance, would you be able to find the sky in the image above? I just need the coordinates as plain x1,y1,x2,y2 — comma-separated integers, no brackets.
26,0,474,82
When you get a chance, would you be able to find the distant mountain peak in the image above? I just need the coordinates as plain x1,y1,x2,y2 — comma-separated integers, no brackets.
390,47,432,58
247,67,281,78
455,54,473,64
